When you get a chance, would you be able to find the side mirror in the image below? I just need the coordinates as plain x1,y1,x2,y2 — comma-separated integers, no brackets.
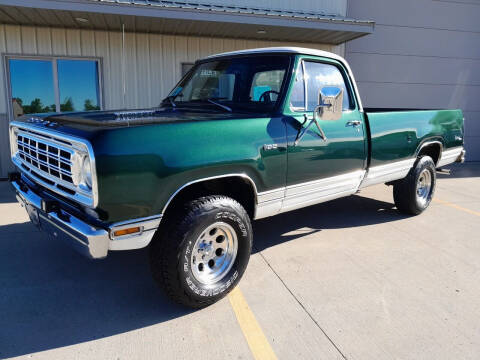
315,86,343,121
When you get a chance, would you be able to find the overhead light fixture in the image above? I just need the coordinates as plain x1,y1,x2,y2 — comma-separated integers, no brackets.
75,17,89,23
257,29,267,34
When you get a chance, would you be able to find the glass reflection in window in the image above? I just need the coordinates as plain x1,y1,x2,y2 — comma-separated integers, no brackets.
58,60,100,111
9,59,56,119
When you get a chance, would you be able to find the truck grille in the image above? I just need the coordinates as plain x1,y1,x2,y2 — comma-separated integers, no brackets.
17,133,74,184
10,123,97,208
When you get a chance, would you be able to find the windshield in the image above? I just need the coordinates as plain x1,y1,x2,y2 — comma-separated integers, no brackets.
164,55,291,112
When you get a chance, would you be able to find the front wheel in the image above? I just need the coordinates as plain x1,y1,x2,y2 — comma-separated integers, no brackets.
150,196,252,308
393,155,436,215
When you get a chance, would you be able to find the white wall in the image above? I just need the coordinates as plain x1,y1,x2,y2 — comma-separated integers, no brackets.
0,24,337,176
346,0,480,161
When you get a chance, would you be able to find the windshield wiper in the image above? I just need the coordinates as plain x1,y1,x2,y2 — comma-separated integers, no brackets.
207,98,232,112
163,93,185,108
164,95,176,108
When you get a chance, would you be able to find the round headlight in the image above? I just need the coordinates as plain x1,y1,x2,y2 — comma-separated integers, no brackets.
81,156,93,189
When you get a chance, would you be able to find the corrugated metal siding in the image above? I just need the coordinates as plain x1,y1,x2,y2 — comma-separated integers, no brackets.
346,0,480,161
0,3,368,44
0,24,337,176
197,0,347,16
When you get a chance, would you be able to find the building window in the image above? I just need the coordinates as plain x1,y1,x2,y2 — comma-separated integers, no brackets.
181,62,195,77
8,57,102,119
57,60,101,111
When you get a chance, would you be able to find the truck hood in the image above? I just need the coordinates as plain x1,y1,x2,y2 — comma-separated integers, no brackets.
13,107,268,140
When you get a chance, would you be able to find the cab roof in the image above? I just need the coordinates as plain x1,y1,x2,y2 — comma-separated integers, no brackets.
206,47,345,63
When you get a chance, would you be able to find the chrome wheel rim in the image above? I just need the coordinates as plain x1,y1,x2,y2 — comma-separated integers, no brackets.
416,169,432,207
190,222,238,285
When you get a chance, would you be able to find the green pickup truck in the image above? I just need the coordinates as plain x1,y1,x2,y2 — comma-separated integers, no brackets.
9,47,465,308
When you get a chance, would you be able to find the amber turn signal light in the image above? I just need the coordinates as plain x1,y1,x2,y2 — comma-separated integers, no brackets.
113,226,141,237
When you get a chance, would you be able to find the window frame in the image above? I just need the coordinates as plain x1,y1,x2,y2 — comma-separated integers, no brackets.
287,56,357,114
4,54,104,119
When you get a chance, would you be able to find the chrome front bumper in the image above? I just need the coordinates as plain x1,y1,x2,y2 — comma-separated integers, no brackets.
11,176,162,259
11,178,110,259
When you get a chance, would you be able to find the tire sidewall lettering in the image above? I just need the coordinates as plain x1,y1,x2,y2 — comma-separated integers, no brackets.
181,209,248,298
215,211,247,237
185,270,239,297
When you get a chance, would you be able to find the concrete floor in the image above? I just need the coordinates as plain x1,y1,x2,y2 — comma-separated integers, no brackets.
1,163,479,360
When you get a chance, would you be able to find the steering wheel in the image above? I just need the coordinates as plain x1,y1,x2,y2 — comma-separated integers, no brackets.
259,90,280,103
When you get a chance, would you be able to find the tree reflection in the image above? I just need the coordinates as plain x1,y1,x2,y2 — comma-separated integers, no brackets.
84,99,100,111
13,97,100,118
60,97,74,112
10,58,101,119
13,97,55,116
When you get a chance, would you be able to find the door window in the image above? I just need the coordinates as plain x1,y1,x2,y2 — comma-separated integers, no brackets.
290,60,352,112
304,61,351,111
289,63,306,111
8,57,101,119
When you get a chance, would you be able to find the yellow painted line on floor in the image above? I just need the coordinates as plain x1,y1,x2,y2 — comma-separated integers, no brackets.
228,286,278,360
434,198,480,217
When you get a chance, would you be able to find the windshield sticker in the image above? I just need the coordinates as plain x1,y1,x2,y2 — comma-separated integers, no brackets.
200,70,218,77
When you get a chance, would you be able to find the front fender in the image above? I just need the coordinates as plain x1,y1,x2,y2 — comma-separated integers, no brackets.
92,117,287,223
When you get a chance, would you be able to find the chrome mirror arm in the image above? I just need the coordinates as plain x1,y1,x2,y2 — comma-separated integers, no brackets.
294,112,328,146
312,106,328,141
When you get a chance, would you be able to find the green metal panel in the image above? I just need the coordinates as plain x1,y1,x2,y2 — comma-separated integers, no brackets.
284,111,367,185
91,115,287,222
281,55,367,185
366,109,464,167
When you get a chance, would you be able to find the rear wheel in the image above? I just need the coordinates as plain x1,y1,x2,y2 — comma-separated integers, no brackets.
150,195,252,308
393,156,436,215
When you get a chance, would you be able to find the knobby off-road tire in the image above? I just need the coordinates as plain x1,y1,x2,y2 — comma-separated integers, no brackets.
150,195,252,308
393,155,436,215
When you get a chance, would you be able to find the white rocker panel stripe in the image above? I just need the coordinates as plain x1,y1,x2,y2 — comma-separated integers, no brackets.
360,158,416,188
254,198,284,220
255,188,285,219
257,188,285,203
437,147,463,167
255,170,366,219
282,170,365,213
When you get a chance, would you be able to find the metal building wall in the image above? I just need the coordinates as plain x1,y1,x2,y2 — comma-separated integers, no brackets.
193,0,347,15
0,24,337,177
346,0,480,161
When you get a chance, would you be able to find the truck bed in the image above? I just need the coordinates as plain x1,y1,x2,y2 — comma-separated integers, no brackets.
364,109,464,167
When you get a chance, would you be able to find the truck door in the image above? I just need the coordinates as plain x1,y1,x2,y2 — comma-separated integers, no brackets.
282,58,367,212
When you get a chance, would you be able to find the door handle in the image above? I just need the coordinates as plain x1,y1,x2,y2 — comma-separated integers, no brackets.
346,120,362,127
